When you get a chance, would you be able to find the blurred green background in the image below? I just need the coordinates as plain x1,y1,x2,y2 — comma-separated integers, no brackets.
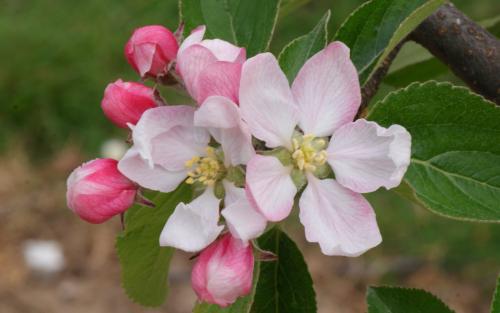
2,0,498,158
1,0,499,311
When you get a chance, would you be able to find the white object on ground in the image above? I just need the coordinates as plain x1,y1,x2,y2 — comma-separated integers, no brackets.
23,240,65,274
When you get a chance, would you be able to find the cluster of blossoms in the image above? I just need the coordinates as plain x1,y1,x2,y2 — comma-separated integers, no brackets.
67,24,411,307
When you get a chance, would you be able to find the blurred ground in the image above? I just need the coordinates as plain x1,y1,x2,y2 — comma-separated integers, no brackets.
0,146,498,313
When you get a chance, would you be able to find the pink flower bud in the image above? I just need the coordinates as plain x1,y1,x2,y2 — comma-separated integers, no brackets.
101,79,158,128
191,233,254,307
66,158,138,224
125,25,179,78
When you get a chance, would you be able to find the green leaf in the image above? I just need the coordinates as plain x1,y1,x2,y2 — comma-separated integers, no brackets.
179,0,281,56
334,0,445,84
250,227,316,313
491,276,500,313
367,287,455,313
384,57,448,88
279,0,312,18
116,184,192,307
368,82,500,222
278,10,330,82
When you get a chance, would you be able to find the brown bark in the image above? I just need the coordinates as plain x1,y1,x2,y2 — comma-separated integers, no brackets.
411,2,500,104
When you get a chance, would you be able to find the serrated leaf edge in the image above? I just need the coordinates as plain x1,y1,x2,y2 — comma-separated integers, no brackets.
367,286,456,313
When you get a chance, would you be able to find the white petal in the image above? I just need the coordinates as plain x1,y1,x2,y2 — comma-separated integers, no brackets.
327,119,411,193
222,180,245,206
221,181,267,242
245,155,297,222
117,147,186,192
159,188,223,252
292,42,361,137
299,175,382,257
132,105,197,166
239,53,298,149
195,96,254,166
152,125,210,171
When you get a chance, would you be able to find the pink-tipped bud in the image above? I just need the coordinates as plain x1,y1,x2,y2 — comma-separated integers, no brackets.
125,25,179,78
101,79,157,128
66,158,138,224
191,233,254,307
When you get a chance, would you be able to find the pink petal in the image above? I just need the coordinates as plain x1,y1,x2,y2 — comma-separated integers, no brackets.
221,181,267,242
196,61,242,104
245,155,297,222
178,25,206,56
159,188,223,252
292,42,361,137
176,45,218,102
239,53,298,149
67,159,137,224
191,233,254,307
133,43,157,77
101,79,157,129
117,147,187,192
195,96,254,166
327,119,411,193
299,175,382,256
200,39,246,63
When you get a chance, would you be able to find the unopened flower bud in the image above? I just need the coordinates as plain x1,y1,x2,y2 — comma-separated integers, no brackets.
101,79,157,128
66,158,138,224
125,25,179,78
191,233,254,307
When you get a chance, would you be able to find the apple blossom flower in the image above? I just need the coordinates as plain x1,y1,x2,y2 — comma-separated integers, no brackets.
125,25,179,78
191,233,254,307
176,26,246,104
239,42,411,256
101,79,158,128
117,102,265,253
66,158,138,224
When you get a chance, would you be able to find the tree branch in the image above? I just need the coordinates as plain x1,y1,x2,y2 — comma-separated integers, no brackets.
411,2,500,104
361,2,500,109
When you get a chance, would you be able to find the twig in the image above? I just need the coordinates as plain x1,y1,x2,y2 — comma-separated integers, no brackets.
359,40,406,117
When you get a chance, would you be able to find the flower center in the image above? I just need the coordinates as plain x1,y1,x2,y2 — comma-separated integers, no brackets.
185,147,224,186
292,134,327,172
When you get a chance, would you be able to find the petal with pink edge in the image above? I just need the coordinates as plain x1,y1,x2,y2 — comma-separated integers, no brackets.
117,147,186,192
245,155,297,222
132,105,197,166
200,39,246,63
327,119,411,193
195,96,254,166
221,181,267,242
299,175,382,256
196,61,242,104
178,25,206,55
239,53,298,149
292,42,361,137
159,188,223,252
176,45,217,102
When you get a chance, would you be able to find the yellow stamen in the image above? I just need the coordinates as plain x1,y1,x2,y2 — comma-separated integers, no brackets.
291,134,328,172
185,147,224,186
